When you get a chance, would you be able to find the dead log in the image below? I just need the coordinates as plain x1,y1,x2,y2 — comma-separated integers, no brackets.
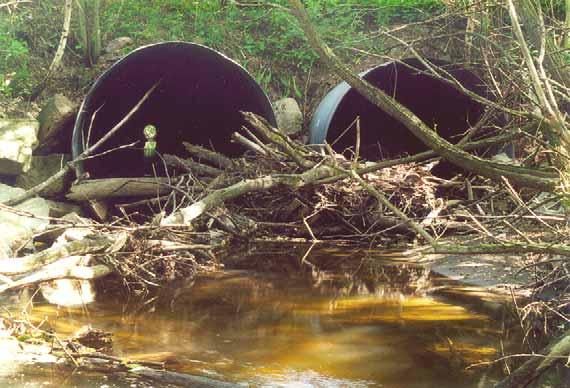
66,178,173,200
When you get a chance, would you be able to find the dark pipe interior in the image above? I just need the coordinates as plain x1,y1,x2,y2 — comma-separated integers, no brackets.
326,59,487,163
73,42,276,179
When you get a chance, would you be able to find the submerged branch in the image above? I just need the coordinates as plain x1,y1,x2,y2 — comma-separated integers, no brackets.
494,329,570,388
433,242,570,257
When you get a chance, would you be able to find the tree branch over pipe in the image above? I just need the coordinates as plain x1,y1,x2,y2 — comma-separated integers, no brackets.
286,0,560,191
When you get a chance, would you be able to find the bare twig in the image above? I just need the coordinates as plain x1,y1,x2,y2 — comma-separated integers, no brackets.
30,0,73,100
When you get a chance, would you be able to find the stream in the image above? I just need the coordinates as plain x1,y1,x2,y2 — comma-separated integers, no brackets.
1,245,520,387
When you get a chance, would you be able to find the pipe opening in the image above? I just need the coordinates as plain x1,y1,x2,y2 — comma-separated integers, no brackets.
72,42,276,179
310,58,488,174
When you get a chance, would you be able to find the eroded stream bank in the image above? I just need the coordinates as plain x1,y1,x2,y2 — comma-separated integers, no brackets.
2,246,522,387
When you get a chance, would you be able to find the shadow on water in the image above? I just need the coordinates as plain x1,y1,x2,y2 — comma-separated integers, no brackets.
4,244,521,387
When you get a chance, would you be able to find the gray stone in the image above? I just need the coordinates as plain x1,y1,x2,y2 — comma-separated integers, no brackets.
491,152,520,165
273,98,303,135
37,94,76,153
15,154,72,198
44,200,83,218
0,183,50,258
104,37,133,54
0,119,39,175
35,212,90,244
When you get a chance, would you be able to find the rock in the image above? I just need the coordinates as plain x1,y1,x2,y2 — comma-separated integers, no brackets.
36,94,77,154
0,119,39,175
491,152,520,165
44,200,83,218
41,228,98,306
0,183,50,258
15,154,72,198
35,212,91,244
0,240,11,261
104,37,133,54
273,98,303,136
41,279,96,307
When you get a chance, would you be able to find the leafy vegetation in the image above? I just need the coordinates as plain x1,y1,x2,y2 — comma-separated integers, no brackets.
0,15,31,96
0,0,445,98
100,0,444,96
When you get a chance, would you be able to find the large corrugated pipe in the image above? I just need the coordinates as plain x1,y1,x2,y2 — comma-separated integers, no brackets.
309,58,488,172
72,42,276,179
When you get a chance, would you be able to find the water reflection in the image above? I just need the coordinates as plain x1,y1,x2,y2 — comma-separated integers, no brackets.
10,246,518,387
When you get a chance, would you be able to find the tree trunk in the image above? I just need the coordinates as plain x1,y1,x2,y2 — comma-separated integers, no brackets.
508,0,570,178
76,0,101,66
519,0,569,89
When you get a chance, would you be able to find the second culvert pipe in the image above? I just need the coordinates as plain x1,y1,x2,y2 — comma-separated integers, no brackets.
309,58,490,174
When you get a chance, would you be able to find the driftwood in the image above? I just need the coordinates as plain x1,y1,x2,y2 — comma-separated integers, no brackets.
66,177,174,200
0,255,112,293
130,367,238,388
183,142,234,169
157,112,570,258
0,232,127,275
231,131,269,156
163,154,222,177
162,162,337,225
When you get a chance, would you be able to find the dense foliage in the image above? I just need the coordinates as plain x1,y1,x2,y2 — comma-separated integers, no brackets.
0,0,443,98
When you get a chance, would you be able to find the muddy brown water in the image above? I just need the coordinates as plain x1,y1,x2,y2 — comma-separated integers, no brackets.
1,246,520,387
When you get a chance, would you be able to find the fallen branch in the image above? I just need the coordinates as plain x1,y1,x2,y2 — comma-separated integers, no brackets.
162,164,337,225
243,112,313,168
66,177,173,200
163,154,222,177
130,367,238,388
182,142,234,169
0,232,127,274
231,132,268,155
0,255,112,293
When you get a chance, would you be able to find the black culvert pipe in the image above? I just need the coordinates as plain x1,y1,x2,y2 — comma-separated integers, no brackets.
309,58,488,173
72,42,276,179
